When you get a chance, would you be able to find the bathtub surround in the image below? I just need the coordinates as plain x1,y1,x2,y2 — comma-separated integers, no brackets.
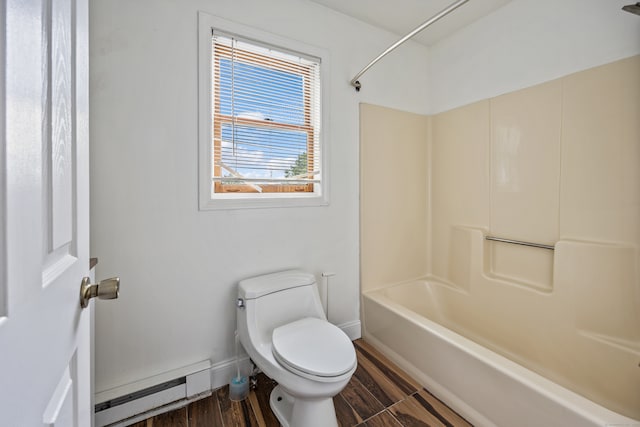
360,55,640,423
359,105,430,290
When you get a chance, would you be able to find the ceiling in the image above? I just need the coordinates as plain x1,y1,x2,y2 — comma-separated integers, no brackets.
307,0,512,45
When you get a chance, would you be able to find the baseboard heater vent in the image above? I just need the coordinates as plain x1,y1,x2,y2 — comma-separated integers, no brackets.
94,360,211,427
95,377,186,412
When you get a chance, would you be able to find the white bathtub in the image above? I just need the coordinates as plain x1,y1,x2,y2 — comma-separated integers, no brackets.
362,279,640,427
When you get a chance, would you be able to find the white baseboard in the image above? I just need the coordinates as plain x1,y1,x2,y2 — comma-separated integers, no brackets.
339,320,362,341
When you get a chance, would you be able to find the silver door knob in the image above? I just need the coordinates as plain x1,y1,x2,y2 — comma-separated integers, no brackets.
80,277,120,308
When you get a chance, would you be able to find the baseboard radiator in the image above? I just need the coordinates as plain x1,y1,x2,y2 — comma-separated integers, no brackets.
94,360,215,427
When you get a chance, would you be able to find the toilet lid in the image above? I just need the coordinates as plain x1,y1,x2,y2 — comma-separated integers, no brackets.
272,317,356,378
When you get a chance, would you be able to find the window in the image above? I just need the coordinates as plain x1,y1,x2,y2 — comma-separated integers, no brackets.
198,14,328,209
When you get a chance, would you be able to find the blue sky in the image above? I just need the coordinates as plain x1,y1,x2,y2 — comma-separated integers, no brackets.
218,58,308,179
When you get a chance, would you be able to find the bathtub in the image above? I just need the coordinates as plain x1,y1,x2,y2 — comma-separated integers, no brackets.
362,279,640,427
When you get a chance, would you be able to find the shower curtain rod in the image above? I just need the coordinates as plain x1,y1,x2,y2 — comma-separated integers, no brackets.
350,0,469,92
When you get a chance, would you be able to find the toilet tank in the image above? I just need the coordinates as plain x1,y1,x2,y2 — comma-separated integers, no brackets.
238,270,326,337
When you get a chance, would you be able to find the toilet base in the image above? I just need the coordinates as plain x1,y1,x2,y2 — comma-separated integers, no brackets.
269,385,339,427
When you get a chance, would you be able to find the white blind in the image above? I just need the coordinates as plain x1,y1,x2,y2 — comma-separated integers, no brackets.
211,33,321,194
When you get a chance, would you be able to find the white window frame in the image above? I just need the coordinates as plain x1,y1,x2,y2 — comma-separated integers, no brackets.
198,12,330,210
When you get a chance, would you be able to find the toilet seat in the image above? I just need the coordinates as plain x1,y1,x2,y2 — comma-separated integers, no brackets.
272,317,356,379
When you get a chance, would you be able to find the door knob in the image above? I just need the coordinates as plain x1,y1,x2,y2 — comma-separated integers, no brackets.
80,277,120,308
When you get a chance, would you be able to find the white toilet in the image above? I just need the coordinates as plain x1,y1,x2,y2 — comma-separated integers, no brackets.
236,270,357,427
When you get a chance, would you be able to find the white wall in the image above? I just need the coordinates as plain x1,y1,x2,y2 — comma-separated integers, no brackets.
89,0,430,393
428,0,640,113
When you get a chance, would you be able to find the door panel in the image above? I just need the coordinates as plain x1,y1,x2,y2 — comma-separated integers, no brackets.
43,355,77,427
44,0,77,287
49,0,74,252
1,0,91,425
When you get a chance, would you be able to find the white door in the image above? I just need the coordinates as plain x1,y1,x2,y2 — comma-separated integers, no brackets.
1,0,93,425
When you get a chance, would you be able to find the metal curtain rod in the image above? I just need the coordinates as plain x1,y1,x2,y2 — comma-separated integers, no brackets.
485,236,555,251
350,0,470,91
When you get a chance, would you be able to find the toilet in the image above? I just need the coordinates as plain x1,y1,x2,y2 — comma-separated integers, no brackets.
236,270,357,427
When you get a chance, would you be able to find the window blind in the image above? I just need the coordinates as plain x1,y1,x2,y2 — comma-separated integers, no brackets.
211,33,322,194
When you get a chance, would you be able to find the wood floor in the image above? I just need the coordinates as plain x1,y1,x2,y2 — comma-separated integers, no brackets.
129,339,472,427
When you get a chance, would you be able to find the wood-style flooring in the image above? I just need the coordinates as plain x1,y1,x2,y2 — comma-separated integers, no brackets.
129,339,472,427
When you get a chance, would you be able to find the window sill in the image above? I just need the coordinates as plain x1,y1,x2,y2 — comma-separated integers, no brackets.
199,193,328,211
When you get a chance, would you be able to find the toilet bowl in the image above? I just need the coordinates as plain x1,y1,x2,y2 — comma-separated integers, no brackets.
236,270,357,427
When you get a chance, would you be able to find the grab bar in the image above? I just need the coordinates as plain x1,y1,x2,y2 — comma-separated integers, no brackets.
485,236,555,251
